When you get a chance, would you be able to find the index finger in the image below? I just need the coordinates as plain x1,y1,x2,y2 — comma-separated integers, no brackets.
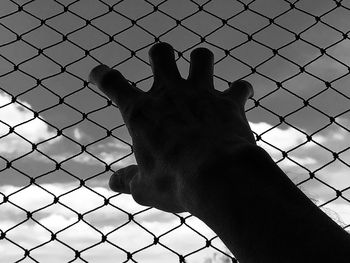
89,65,144,111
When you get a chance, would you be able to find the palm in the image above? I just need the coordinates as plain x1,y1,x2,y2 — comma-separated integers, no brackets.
89,42,255,213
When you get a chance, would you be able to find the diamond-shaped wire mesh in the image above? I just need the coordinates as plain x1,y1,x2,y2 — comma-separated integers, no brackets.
0,0,350,262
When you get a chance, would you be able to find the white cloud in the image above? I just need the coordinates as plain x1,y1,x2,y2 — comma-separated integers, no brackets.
278,156,317,167
0,92,57,156
321,201,350,229
248,120,350,199
248,119,350,168
73,128,83,141
98,139,131,150
48,151,135,168
0,183,225,263
317,166,350,191
249,122,326,154
47,138,134,167
248,121,327,170
0,184,181,228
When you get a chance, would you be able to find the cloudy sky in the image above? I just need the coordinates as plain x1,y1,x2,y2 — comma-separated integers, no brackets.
1,0,350,262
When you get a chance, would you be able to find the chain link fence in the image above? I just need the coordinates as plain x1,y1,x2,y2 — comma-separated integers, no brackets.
0,0,350,262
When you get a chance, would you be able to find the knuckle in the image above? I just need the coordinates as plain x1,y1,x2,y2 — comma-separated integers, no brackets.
125,97,153,125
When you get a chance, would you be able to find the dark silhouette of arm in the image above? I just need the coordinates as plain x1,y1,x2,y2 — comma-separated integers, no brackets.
190,144,350,262
89,42,350,263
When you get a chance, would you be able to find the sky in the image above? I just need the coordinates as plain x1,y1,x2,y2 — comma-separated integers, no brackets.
0,0,350,262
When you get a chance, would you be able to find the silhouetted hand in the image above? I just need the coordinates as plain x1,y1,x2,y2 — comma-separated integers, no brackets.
89,43,350,263
89,42,254,213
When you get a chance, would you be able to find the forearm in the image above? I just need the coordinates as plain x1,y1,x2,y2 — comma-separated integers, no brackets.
187,145,350,263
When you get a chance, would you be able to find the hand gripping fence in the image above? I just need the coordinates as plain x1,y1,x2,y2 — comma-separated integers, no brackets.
0,0,350,262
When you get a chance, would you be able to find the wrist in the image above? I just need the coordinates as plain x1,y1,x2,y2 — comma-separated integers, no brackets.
182,143,269,216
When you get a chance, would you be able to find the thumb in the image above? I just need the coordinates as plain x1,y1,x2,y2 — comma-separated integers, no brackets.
109,164,138,194
224,80,254,106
